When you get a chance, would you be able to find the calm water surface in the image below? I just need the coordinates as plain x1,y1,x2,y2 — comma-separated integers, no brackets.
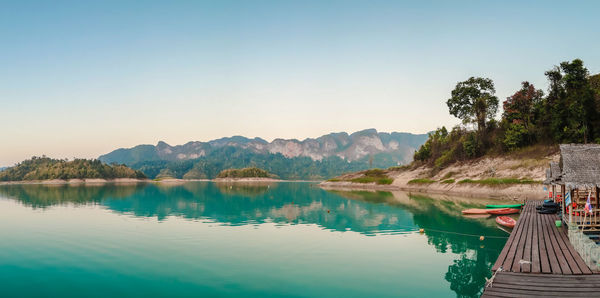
0,182,509,297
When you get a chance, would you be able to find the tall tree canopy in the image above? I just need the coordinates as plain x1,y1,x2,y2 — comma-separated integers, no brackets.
544,59,597,143
503,81,543,125
446,77,498,133
501,82,544,150
415,58,600,169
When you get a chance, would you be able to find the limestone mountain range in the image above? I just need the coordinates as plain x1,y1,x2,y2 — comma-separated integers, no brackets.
98,129,428,179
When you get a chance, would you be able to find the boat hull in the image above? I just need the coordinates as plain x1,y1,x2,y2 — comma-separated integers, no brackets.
487,208,520,215
486,204,524,209
462,208,489,215
496,216,516,228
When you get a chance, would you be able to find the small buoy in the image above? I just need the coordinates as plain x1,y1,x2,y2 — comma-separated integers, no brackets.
419,228,424,233
480,236,485,241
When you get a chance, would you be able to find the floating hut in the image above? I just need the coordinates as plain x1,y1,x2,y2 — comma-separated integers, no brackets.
559,144,600,228
546,144,600,269
543,161,563,199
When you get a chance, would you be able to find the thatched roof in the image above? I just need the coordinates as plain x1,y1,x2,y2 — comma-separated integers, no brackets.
543,168,551,185
543,161,562,185
550,161,561,179
559,144,600,189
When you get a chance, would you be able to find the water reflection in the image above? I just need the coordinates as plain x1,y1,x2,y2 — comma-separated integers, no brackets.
333,191,505,297
0,182,506,297
0,184,143,208
214,182,273,197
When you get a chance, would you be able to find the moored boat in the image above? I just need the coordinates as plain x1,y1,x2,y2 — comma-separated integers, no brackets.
496,216,516,228
487,208,520,215
462,208,489,215
486,204,524,209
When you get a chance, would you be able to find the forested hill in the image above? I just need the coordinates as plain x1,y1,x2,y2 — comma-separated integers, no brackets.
0,157,146,181
216,168,275,179
413,59,600,170
99,129,428,180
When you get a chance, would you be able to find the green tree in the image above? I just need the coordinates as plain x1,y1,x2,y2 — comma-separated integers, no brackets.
542,59,597,143
447,77,498,133
502,82,543,149
503,123,528,150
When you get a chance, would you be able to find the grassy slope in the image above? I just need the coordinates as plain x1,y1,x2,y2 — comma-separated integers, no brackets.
327,169,394,185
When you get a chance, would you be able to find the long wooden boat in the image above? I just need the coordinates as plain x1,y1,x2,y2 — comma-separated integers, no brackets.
462,208,489,215
495,216,516,228
486,204,524,209
487,208,520,215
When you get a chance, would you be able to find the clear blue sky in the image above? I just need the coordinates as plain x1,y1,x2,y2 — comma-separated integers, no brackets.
1,0,598,166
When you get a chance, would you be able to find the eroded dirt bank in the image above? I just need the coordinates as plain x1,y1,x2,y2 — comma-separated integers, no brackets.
320,153,558,200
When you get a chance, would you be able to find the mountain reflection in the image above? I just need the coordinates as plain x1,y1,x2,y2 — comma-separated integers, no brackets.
0,182,504,297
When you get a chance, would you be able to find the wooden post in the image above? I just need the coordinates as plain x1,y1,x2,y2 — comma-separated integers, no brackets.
593,186,598,228
561,184,565,222
569,187,573,224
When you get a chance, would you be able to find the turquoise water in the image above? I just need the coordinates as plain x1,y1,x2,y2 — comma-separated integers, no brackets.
0,182,508,297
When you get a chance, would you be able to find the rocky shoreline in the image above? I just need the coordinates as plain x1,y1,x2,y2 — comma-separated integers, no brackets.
319,180,544,201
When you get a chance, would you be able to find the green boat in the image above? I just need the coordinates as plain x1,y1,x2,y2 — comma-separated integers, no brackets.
486,204,524,209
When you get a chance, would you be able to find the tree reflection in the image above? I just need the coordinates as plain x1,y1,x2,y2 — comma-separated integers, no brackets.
334,191,503,298
0,184,142,208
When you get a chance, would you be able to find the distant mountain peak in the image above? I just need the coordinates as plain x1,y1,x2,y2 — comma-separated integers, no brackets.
350,128,378,137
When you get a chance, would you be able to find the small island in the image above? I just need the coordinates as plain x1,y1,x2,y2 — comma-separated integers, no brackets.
0,156,147,184
214,167,280,182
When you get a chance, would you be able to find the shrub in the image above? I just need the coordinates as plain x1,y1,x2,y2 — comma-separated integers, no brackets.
350,177,393,185
408,178,436,184
462,132,481,158
441,172,457,180
364,169,386,177
434,150,455,169
503,123,528,151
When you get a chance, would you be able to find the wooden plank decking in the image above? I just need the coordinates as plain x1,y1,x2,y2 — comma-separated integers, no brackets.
491,200,592,275
482,200,597,297
482,272,600,297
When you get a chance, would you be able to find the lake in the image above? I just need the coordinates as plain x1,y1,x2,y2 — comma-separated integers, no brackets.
0,182,509,297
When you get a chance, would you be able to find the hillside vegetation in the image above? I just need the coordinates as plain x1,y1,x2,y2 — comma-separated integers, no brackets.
414,59,600,171
216,167,275,179
0,157,146,181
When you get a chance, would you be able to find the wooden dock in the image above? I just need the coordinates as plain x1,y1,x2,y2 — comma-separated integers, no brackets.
482,200,597,297
482,272,600,297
